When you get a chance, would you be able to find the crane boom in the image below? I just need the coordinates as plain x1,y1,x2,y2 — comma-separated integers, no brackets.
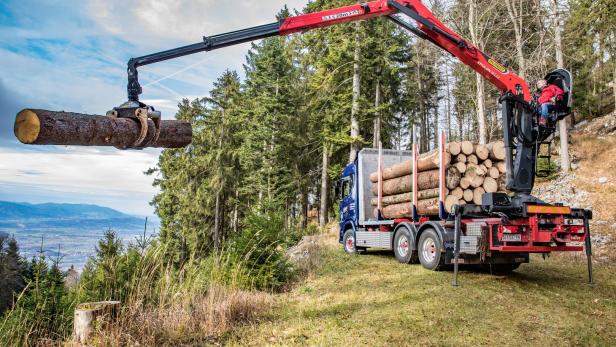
117,0,572,199
125,0,530,104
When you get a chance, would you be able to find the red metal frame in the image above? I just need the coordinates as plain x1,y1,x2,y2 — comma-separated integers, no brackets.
279,0,531,101
464,216,587,253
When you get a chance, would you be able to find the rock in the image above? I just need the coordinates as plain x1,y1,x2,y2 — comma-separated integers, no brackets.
598,177,608,184
533,173,590,208
286,235,321,271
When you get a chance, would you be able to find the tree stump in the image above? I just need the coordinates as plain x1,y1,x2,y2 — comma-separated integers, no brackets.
74,301,121,345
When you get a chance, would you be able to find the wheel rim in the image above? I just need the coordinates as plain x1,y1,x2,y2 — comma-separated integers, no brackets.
422,238,437,263
346,235,355,252
397,235,409,257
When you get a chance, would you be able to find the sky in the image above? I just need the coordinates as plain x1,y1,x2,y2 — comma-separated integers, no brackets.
0,0,307,216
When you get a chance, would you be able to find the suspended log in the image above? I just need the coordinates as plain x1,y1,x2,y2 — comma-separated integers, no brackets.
14,109,192,148
474,144,489,160
467,154,478,165
456,154,467,163
448,142,461,156
487,141,506,160
368,149,451,182
460,141,474,155
483,158,493,168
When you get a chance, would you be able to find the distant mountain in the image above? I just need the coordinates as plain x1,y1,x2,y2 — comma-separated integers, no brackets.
0,201,146,230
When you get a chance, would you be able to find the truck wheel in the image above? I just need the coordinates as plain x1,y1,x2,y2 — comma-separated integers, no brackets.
394,227,413,264
418,228,443,270
343,230,356,254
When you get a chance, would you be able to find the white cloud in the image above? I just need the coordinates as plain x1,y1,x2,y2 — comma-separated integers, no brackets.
0,146,160,214
0,0,308,213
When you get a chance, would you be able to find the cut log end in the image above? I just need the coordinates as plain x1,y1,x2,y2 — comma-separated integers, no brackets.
14,109,41,144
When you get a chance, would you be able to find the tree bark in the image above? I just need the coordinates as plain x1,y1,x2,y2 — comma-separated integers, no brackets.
371,167,460,195
74,301,120,345
370,188,444,206
349,22,361,162
552,0,570,172
319,144,329,227
373,76,382,148
468,0,487,144
14,109,192,148
369,149,451,182
505,0,527,80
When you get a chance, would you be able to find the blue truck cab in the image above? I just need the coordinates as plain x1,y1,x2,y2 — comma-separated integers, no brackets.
336,148,414,253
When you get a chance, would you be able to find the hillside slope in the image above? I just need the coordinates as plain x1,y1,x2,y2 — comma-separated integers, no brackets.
228,117,616,346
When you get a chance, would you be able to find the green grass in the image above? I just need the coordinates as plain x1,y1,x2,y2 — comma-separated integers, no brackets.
228,247,616,346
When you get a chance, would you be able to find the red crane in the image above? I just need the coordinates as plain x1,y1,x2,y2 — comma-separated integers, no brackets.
111,0,588,285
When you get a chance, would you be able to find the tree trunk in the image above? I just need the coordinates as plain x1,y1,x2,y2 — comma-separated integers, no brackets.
613,63,616,113
552,0,570,172
371,167,461,195
369,149,451,182
74,301,120,345
373,76,382,148
350,22,361,162
14,109,192,148
505,0,527,80
468,0,487,144
370,188,444,206
319,144,329,227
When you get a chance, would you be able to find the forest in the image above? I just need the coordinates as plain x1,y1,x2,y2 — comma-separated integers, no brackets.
150,0,615,257
1,0,615,345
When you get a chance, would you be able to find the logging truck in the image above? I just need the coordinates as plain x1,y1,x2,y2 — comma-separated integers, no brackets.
13,0,595,284
336,134,593,280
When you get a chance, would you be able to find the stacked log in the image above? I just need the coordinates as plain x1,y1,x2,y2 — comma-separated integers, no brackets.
370,141,508,219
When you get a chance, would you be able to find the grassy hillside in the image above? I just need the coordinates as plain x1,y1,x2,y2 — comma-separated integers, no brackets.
225,119,616,346
229,245,616,346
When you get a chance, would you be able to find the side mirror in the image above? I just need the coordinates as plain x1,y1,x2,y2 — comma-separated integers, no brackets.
334,180,341,198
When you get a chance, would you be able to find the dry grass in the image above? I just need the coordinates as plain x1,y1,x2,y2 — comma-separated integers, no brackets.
90,286,272,346
228,246,616,346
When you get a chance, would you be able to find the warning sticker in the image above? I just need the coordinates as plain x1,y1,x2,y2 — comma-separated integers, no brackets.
488,58,508,73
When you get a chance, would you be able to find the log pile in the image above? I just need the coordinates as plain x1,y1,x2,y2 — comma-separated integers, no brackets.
370,141,508,219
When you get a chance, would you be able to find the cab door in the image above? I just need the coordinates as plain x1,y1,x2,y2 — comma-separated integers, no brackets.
339,174,356,225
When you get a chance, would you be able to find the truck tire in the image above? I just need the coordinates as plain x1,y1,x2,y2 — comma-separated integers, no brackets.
343,229,357,254
417,228,444,270
393,227,413,264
